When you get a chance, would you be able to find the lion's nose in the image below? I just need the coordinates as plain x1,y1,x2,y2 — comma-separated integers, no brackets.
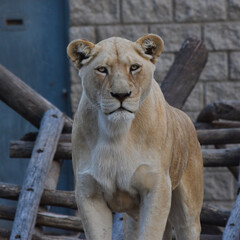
110,91,132,102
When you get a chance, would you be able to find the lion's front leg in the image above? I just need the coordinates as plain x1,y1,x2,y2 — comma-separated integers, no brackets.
138,174,172,240
75,174,113,240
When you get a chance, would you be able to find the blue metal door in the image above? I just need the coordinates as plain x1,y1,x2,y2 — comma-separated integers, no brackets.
0,0,72,228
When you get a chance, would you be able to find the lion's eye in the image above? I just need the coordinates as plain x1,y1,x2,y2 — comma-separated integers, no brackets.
130,64,141,72
96,66,108,74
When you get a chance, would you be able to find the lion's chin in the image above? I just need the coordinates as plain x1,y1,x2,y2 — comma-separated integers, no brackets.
107,110,135,123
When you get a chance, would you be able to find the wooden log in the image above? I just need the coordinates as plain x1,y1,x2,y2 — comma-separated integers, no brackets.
10,141,71,159
200,235,222,240
10,109,65,240
222,193,240,239
0,182,77,209
37,211,82,232
10,140,240,167
197,100,240,123
201,204,230,227
161,38,208,109
21,132,71,142
202,148,240,167
0,64,72,132
195,121,240,130
0,182,230,227
0,205,83,232
113,213,124,240
197,128,240,145
0,228,83,240
16,127,240,147
0,228,10,240
222,156,240,239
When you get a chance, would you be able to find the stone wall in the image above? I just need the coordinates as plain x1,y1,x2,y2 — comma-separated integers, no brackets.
68,0,240,210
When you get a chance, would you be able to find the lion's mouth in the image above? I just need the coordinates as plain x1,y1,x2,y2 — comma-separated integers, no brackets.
108,107,133,115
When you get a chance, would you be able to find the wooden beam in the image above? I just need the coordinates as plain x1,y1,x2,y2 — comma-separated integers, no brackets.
201,204,230,227
195,121,240,130
0,205,83,232
10,109,65,240
197,100,240,123
0,182,230,227
0,64,72,133
0,182,76,209
161,38,207,109
197,128,240,145
10,141,240,167
200,235,222,240
222,155,240,239
0,228,83,240
222,193,240,239
202,148,240,167
10,141,71,159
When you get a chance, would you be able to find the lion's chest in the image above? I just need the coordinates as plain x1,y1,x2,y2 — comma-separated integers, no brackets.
90,140,139,193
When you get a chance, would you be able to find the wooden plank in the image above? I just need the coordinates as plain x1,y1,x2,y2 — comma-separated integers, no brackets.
161,37,207,109
10,141,71,159
222,156,240,240
197,128,240,145
10,109,65,240
0,205,83,232
0,182,76,209
0,228,83,240
200,235,222,240
0,64,72,133
0,182,230,227
197,100,240,123
201,204,230,227
202,148,240,167
10,141,240,167
222,193,240,239
0,203,229,231
195,121,240,130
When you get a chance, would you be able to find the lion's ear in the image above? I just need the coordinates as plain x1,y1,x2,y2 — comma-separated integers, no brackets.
136,34,164,63
67,39,95,69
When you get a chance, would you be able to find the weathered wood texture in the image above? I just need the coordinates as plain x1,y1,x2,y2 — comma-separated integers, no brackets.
200,235,222,240
195,121,240,130
0,182,76,209
202,148,240,167
11,127,240,157
0,64,72,132
0,182,230,227
10,141,240,167
197,100,240,123
201,204,230,227
222,193,240,239
10,141,71,159
0,228,83,240
197,128,240,145
10,109,65,240
161,38,207,109
222,157,240,240
0,205,83,232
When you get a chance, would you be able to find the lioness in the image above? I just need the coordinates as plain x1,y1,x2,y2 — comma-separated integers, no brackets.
68,34,203,240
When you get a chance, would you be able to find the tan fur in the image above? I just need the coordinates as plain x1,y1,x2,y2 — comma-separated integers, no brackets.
68,34,203,240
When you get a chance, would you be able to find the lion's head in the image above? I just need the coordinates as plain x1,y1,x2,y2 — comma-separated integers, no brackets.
67,34,164,124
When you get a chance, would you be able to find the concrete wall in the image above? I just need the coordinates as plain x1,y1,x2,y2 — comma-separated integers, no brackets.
68,0,240,210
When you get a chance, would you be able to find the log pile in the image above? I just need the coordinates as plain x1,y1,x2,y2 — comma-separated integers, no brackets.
0,37,239,239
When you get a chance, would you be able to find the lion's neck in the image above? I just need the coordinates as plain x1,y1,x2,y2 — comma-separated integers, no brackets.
97,110,134,141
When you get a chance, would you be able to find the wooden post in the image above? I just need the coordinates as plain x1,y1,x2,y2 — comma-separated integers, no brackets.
161,37,207,109
10,109,65,240
222,157,240,239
